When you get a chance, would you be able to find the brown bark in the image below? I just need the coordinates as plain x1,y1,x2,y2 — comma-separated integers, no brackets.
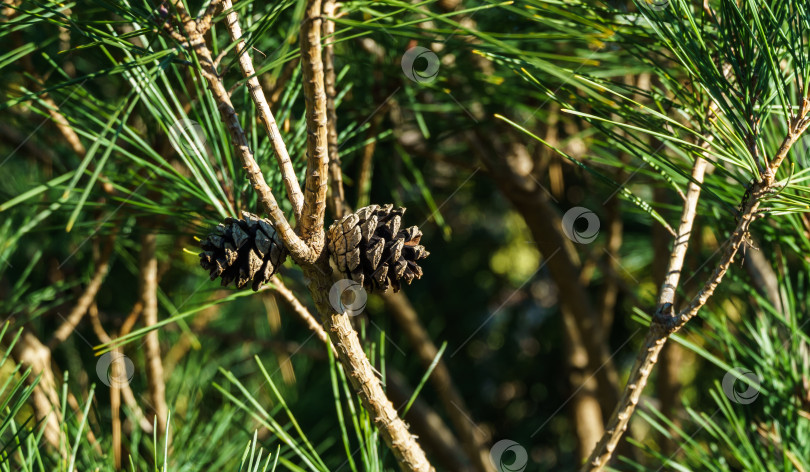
298,0,330,249
140,233,168,439
472,133,621,460
88,303,154,465
12,331,64,454
303,263,434,472
221,0,304,220
561,305,605,460
322,0,346,220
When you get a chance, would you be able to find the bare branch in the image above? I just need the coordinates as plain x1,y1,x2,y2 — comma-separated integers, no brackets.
303,266,435,472
13,331,65,455
163,5,432,469
322,0,346,220
583,95,810,471
162,1,312,261
298,0,330,252
196,0,221,35
88,304,154,434
270,276,336,356
141,233,168,439
48,237,114,349
582,155,707,470
222,0,304,220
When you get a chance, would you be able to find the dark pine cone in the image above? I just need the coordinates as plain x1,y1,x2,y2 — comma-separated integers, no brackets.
199,211,287,291
327,204,430,293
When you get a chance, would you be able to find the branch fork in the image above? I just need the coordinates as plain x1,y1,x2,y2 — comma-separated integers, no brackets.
161,1,434,470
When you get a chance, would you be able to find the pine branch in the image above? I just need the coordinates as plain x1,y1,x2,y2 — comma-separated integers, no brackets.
163,3,434,469
298,0,330,252
221,0,304,221
163,0,313,262
269,276,335,356
48,236,114,349
295,1,434,467
322,0,346,220
582,95,810,471
140,233,168,439
302,265,435,472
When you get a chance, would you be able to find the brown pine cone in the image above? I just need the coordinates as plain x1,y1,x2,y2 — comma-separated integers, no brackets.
199,211,287,291
327,204,430,293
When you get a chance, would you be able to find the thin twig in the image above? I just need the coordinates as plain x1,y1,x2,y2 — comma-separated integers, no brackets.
141,233,168,439
270,276,336,357
582,155,707,470
582,96,810,471
48,237,114,349
87,304,154,432
222,0,304,220
163,0,312,261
